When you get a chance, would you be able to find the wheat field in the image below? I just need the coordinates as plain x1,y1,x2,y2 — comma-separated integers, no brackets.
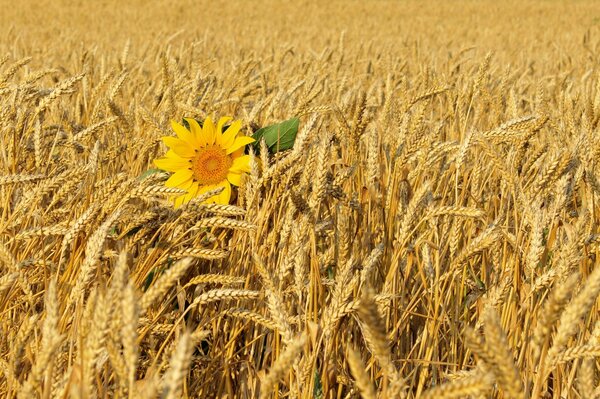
2,0,600,398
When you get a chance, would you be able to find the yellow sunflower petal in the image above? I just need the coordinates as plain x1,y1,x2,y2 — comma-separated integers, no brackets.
189,181,199,194
165,169,193,188
231,147,245,158
215,180,231,204
227,171,242,186
172,120,200,148
203,116,217,146
180,179,195,190
162,136,195,158
164,149,183,159
217,116,233,135
221,120,242,149
181,181,199,205
185,118,206,147
154,156,190,172
173,195,186,208
229,155,252,174
197,184,215,195
196,183,219,203
226,136,255,155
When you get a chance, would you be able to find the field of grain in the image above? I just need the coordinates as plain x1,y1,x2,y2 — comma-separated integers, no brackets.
2,0,600,398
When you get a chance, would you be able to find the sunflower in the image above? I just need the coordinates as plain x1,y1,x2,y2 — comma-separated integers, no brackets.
154,117,255,207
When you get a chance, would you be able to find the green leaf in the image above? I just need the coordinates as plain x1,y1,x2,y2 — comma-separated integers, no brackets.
143,268,158,291
252,117,299,153
137,168,163,181
313,370,323,398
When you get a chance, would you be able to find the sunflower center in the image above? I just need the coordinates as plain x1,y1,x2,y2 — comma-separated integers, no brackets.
190,145,232,185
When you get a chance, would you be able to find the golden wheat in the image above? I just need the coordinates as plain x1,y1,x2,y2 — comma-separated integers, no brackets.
2,0,600,397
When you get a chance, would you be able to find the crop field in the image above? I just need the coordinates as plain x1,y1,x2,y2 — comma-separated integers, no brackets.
2,0,600,398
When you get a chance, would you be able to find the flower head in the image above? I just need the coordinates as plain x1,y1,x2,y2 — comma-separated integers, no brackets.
154,117,254,207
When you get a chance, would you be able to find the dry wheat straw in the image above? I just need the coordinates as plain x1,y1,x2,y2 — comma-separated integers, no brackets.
171,248,229,260
68,209,122,306
482,308,524,398
140,257,194,312
184,274,245,287
224,308,278,330
419,370,493,399
358,287,405,397
260,334,307,399
190,289,260,308
546,265,600,369
346,345,377,399
162,332,192,399
0,174,45,186
4,6,600,398
121,283,139,394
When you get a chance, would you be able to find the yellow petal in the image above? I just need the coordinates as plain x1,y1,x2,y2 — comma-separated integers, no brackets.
189,181,199,195
173,195,186,209
217,116,233,135
164,149,183,159
186,118,206,147
231,147,244,158
165,169,193,188
197,184,215,195
172,120,200,148
154,156,190,172
203,116,217,146
221,120,242,149
180,179,195,190
197,183,219,204
227,171,242,186
181,181,199,205
162,136,195,158
226,136,255,155
215,180,231,204
229,155,252,173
